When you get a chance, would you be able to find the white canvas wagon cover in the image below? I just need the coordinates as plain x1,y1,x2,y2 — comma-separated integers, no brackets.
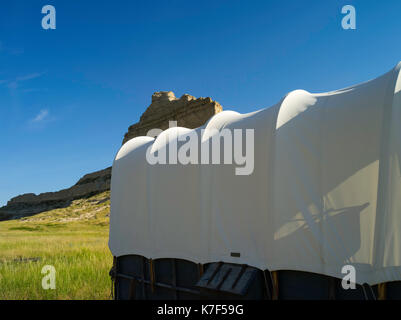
109,62,401,285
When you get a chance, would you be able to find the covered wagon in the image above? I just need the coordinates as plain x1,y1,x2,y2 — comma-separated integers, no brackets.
109,62,401,300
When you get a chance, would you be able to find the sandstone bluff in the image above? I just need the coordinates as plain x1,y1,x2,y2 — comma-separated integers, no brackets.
0,91,222,220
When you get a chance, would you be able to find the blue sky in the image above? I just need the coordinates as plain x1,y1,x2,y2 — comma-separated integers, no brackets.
0,0,400,206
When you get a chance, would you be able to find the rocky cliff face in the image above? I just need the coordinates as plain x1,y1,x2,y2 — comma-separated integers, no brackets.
123,91,222,144
0,91,222,221
0,168,111,221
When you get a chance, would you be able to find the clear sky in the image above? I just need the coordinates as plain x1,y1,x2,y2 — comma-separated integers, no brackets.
0,0,400,206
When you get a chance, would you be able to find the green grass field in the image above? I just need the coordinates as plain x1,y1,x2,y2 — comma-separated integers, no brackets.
0,192,113,300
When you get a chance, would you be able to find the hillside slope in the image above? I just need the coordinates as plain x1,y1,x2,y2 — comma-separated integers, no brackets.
0,169,111,221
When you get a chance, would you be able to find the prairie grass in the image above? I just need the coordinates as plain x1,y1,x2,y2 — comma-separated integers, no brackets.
0,192,113,300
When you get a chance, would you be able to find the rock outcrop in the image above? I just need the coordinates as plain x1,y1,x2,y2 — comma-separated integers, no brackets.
0,167,111,220
123,91,222,144
0,91,222,221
